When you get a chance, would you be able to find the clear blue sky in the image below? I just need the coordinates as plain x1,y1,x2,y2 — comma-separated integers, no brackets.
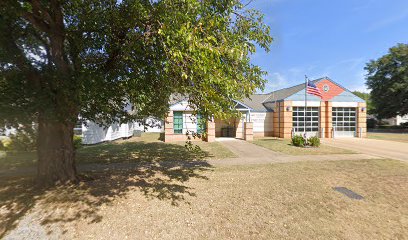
249,0,408,93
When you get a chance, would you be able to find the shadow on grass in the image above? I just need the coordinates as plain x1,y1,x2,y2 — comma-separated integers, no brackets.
76,140,214,164
0,151,37,170
0,176,43,238
0,142,213,238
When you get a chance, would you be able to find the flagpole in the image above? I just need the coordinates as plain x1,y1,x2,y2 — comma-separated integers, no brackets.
304,75,307,138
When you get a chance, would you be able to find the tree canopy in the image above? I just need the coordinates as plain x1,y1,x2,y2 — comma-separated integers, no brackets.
0,0,272,184
352,91,374,114
365,43,408,118
0,0,272,128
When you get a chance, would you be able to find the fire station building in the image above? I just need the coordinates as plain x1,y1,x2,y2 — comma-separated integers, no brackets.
164,77,367,142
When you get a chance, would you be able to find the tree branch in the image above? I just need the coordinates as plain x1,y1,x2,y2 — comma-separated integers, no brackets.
23,11,50,33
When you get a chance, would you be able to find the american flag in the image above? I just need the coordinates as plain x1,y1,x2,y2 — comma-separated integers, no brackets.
306,80,323,98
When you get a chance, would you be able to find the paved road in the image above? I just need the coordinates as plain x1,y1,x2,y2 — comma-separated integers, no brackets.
212,138,381,166
323,138,408,162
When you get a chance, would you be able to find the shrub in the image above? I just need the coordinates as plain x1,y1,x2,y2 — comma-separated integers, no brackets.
291,135,305,147
73,135,83,149
400,122,408,128
0,139,5,151
367,118,377,129
308,136,320,147
1,138,12,150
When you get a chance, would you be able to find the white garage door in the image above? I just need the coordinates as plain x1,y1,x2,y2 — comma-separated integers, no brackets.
292,107,320,138
332,107,356,137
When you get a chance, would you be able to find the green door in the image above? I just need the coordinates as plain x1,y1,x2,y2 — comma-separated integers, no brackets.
173,111,183,134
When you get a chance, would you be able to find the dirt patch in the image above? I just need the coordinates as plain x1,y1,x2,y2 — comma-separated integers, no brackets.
3,159,408,239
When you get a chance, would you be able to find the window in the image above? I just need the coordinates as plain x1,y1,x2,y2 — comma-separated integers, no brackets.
196,114,206,134
173,111,183,134
292,107,319,132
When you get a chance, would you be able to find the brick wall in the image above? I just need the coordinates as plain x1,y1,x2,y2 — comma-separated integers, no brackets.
272,102,280,137
164,111,173,142
235,117,244,139
357,102,367,138
206,121,215,142
244,122,253,141
164,110,206,142
278,101,293,139
320,101,333,138
316,79,345,101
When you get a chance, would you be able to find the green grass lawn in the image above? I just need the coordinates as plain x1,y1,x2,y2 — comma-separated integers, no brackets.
0,151,37,169
253,137,355,155
0,133,235,170
367,132,408,143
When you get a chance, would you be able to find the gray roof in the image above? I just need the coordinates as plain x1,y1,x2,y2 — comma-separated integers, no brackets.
239,79,321,111
239,94,270,111
169,77,357,112
263,79,320,103
169,94,187,105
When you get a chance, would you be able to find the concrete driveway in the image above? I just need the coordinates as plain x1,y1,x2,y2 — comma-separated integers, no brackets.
323,138,408,162
215,138,285,158
213,138,380,165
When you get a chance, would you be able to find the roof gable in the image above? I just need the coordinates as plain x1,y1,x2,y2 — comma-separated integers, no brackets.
285,88,322,101
170,100,192,111
313,77,365,102
234,100,251,110
265,77,365,102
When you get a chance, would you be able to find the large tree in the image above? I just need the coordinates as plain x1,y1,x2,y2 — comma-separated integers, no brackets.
0,0,272,184
352,91,374,114
365,43,408,118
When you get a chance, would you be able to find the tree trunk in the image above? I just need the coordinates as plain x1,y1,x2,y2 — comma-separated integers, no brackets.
37,116,78,186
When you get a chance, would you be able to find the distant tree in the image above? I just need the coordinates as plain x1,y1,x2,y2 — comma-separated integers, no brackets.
352,91,374,114
365,43,408,118
0,0,272,185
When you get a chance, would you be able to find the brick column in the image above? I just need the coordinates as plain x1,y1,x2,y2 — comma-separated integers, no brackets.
235,117,244,139
244,122,253,141
278,102,284,138
357,102,367,138
272,102,279,137
325,101,333,138
280,101,293,139
164,111,174,142
319,101,326,138
206,120,216,142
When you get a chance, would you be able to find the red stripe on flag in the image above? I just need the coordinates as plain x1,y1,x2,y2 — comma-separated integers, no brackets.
307,86,323,98
307,88,321,93
307,90,322,95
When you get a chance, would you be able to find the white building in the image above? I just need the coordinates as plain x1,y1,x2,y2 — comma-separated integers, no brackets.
382,115,408,126
78,117,164,145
